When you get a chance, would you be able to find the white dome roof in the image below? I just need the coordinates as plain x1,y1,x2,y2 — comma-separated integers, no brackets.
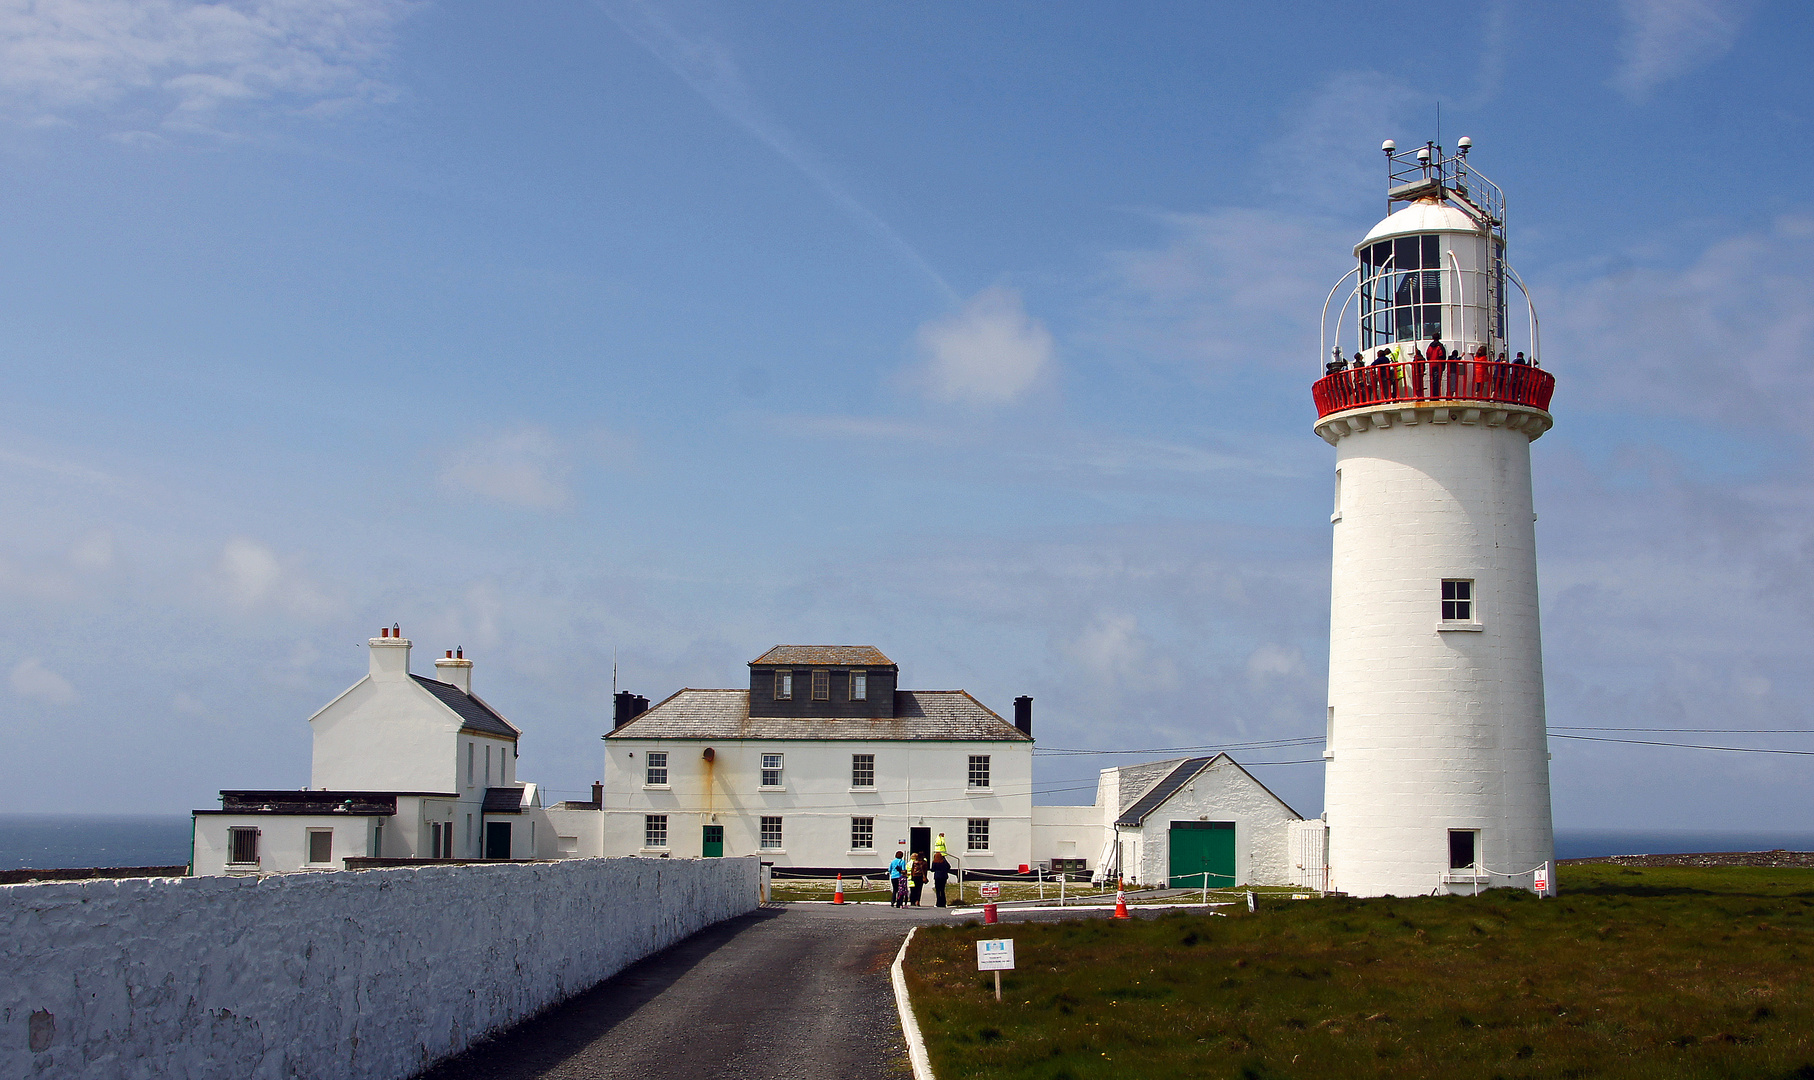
1355,201,1482,252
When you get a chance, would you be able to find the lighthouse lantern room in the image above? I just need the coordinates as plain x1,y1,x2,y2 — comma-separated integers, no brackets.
1314,138,1556,898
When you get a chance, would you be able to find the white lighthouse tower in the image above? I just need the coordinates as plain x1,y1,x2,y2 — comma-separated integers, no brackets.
1313,138,1555,897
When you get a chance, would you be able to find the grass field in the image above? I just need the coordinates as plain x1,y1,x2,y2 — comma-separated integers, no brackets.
903,865,1814,1079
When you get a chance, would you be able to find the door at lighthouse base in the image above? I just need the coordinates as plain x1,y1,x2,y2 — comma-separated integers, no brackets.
1168,821,1235,888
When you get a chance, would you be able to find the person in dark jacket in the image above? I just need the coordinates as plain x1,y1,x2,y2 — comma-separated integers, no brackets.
908,852,928,906
931,852,951,907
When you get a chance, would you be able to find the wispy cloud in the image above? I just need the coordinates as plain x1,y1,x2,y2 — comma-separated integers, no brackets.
0,0,415,133
911,286,1054,406
209,536,340,619
11,657,76,705
597,0,955,300
1610,0,1758,101
439,425,576,510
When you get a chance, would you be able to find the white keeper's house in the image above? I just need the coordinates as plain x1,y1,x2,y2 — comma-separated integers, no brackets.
604,646,1035,871
190,627,564,875
602,645,1308,887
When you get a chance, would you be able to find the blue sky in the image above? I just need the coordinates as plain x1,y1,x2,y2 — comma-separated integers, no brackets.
1,0,1810,829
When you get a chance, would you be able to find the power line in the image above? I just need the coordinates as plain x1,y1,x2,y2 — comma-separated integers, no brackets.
1550,733,1814,756
1552,727,1814,734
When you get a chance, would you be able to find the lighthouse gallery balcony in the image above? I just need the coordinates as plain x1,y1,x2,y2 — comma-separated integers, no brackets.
1313,359,1554,419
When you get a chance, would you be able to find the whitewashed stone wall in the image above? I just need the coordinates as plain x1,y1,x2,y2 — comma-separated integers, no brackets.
0,856,759,1079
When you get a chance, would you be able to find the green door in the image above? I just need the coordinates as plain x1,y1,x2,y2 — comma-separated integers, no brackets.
1169,821,1235,888
702,825,724,858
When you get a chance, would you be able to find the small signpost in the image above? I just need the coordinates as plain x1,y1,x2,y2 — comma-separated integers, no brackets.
1534,861,1551,896
977,938,1015,1001
979,883,1001,900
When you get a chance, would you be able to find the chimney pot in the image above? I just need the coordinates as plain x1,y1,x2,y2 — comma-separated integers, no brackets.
446,650,453,658
1014,695,1033,736
456,647,463,659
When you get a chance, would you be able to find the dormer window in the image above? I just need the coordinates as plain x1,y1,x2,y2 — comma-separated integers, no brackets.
774,670,793,700
849,670,867,701
811,670,830,701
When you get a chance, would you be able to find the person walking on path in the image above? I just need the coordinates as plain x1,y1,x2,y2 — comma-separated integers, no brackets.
888,850,908,908
931,851,951,908
908,853,928,907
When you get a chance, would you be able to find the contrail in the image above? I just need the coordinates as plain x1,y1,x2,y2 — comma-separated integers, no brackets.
598,0,959,303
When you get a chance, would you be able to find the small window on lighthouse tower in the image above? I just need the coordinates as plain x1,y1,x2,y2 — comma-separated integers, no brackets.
1441,579,1473,621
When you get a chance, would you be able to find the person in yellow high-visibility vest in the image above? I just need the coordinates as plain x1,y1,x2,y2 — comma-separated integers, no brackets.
933,832,948,857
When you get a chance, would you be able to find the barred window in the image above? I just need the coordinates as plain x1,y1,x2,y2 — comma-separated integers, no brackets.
968,755,991,788
761,753,784,788
1441,579,1474,621
851,817,874,850
228,826,259,864
967,818,990,852
774,669,793,700
851,753,875,788
849,669,867,701
644,814,668,849
645,751,668,786
760,816,784,850
811,669,830,700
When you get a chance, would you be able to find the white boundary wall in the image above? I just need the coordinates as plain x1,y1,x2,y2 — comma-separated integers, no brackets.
1,856,759,1079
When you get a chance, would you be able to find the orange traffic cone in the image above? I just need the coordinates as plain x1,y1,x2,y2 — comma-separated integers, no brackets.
1113,887,1130,919
833,874,845,905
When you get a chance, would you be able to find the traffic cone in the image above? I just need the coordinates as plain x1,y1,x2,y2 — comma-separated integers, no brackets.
833,874,845,905
1113,888,1130,919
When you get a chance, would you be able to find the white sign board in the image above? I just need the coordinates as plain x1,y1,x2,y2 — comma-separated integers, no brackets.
979,883,1002,899
976,939,1015,971
1533,861,1550,894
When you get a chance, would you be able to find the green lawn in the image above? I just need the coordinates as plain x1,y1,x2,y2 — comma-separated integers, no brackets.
903,865,1814,1079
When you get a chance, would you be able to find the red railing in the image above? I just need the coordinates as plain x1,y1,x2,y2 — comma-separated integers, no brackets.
1313,360,1555,419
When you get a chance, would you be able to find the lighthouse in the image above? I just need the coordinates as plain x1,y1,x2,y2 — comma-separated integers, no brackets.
1313,138,1556,897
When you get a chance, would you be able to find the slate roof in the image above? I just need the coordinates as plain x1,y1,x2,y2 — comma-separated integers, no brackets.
1115,757,1215,827
412,675,521,739
608,688,1029,741
482,787,526,814
749,646,895,667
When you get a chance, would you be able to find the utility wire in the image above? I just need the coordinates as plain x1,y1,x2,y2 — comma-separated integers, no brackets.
1036,737,1322,757
1549,733,1814,756
1551,726,1814,734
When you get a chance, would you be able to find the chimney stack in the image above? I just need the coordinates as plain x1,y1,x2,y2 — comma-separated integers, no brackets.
613,691,643,730
369,626,411,680
435,646,473,695
1014,695,1033,736
591,781,603,808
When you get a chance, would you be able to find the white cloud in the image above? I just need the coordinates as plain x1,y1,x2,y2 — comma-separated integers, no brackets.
212,536,339,619
68,528,114,571
1246,643,1306,683
438,425,577,510
1553,214,1814,428
913,287,1054,406
11,657,76,705
1256,70,1419,212
1611,0,1757,101
0,0,414,131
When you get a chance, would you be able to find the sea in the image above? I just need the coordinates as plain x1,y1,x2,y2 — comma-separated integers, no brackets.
0,815,1811,872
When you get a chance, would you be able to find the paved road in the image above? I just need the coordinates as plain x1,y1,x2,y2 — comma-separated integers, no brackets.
418,904,946,1080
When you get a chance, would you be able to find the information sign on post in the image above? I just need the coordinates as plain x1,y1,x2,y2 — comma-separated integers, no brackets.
1533,861,1551,896
979,883,1001,900
977,938,1015,1001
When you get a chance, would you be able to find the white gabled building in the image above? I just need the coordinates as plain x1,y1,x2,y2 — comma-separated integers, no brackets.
191,627,559,876
1031,755,1303,889
603,646,1036,871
